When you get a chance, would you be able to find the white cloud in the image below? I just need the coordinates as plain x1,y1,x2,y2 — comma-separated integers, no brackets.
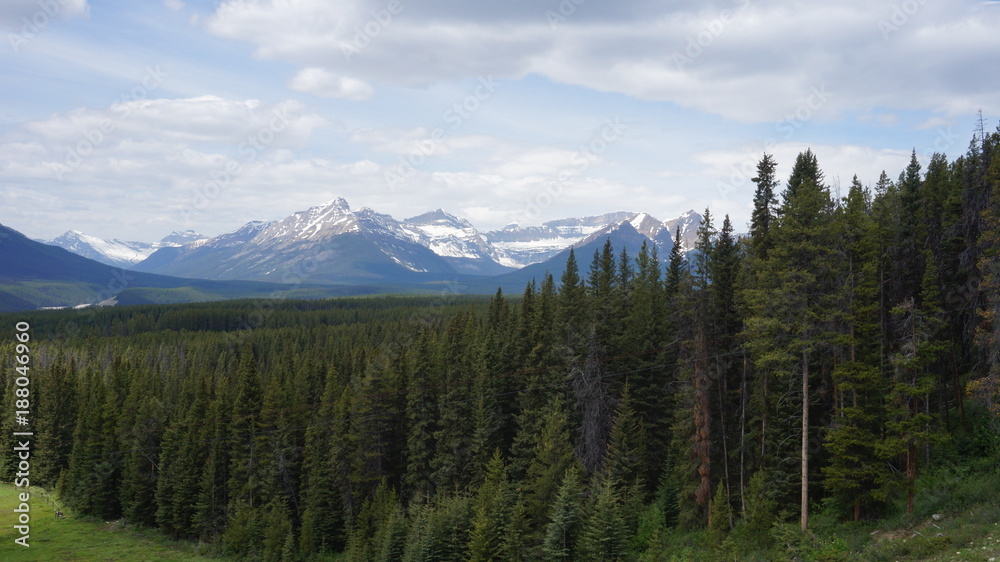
203,0,1000,123
695,142,914,199
289,68,374,100
0,96,334,240
18,96,327,148
164,0,184,12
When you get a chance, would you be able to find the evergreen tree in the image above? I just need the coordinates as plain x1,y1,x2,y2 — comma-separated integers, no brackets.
882,251,947,514
525,395,578,529
823,176,887,521
743,152,837,530
665,226,687,297
576,477,627,561
468,450,514,561
542,466,584,561
750,153,780,259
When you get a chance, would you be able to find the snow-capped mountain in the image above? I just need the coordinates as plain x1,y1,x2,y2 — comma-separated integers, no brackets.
663,210,703,252
401,210,519,274
134,198,459,283
130,197,703,285
484,212,636,268
485,210,703,267
160,230,209,246
46,230,208,268
575,212,674,256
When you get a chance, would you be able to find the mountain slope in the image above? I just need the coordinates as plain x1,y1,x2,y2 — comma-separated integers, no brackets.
0,223,342,312
476,220,658,294
402,209,517,275
133,199,462,284
46,230,208,268
663,209,702,252
485,211,636,267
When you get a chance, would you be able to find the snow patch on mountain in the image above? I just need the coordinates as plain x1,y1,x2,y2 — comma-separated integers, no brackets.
46,230,208,268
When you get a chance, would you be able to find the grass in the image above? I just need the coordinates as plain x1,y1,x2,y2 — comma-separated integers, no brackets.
0,484,223,560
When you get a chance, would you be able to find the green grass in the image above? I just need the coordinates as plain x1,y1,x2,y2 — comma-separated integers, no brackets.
0,484,223,560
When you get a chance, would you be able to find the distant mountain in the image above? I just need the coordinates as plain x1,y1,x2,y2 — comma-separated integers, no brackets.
133,199,462,284
575,212,674,256
45,229,208,268
40,197,703,296
487,210,701,268
0,223,344,312
402,209,517,275
663,210,703,252
484,212,636,267
483,220,658,294
159,230,209,246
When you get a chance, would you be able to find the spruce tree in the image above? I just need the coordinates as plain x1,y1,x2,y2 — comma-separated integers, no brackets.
468,450,514,561
750,153,779,259
542,466,584,561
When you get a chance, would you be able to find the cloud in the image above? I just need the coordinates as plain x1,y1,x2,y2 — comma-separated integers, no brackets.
204,0,1000,123
695,142,915,198
289,67,374,100
164,0,184,12
0,96,334,239
17,96,327,148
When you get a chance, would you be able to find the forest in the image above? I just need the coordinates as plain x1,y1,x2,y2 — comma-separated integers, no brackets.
2,128,1000,561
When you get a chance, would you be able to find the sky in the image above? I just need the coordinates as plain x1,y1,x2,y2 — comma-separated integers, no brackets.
1,0,998,243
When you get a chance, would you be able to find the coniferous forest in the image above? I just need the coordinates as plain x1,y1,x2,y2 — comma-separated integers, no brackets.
3,131,1000,560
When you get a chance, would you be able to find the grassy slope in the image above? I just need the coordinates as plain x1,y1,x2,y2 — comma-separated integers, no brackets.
0,485,222,560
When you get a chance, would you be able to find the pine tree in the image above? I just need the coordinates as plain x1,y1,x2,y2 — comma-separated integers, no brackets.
299,368,348,555
743,151,837,530
706,480,732,546
33,361,77,488
525,395,578,529
750,153,780,259
468,450,514,561
882,251,947,514
576,477,627,561
973,138,1000,430
404,328,440,500
665,226,686,297
558,248,590,357
542,466,584,561
823,176,887,521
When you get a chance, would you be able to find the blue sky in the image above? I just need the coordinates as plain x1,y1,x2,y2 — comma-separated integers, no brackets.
1,0,998,242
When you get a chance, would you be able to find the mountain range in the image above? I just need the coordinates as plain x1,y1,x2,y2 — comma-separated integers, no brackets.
1,199,704,311
128,198,702,285
44,229,207,268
